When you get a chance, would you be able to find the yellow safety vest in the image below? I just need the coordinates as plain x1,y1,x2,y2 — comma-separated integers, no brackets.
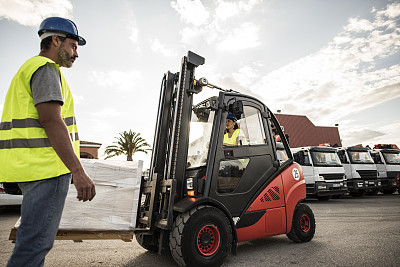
224,129,240,146
223,129,248,146
0,56,79,182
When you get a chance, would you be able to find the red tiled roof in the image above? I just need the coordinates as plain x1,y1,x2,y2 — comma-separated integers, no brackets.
274,114,341,148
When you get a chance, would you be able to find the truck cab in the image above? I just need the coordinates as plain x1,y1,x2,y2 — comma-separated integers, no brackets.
370,148,400,194
336,146,379,197
291,146,347,200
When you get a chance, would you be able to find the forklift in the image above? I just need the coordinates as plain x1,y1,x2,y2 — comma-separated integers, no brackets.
134,51,315,267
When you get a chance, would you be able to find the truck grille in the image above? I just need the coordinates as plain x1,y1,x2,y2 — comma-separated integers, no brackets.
357,170,377,180
321,173,344,180
387,171,400,179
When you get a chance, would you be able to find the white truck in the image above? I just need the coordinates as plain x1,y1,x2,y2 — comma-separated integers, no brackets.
336,146,379,197
370,147,400,194
291,146,347,200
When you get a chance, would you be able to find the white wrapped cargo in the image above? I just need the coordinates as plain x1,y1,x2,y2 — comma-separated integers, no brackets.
58,159,143,232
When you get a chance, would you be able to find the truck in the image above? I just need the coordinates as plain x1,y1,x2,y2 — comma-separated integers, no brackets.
370,145,400,194
336,146,379,197
291,146,347,201
133,51,315,266
9,52,315,267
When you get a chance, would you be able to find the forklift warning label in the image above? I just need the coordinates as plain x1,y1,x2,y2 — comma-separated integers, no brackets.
292,168,300,181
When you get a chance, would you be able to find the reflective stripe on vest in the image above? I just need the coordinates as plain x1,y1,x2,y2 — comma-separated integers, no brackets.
0,133,79,149
0,56,79,182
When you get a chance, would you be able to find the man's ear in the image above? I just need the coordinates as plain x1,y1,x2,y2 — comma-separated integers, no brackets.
51,35,61,48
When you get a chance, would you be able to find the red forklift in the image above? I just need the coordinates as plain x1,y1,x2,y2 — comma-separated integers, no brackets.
134,51,315,266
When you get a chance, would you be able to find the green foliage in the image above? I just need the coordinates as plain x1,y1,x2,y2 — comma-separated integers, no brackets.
104,130,151,161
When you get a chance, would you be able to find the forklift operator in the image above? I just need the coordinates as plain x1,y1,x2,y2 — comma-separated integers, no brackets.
223,112,247,146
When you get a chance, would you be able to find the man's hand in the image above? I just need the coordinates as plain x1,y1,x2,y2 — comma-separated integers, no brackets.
72,170,96,201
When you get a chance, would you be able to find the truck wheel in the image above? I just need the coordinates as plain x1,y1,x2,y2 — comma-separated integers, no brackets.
350,190,365,197
316,196,331,201
169,205,232,267
135,233,158,253
286,203,315,243
366,189,379,196
382,188,396,194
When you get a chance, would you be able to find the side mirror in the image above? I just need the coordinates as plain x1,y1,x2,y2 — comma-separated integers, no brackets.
295,151,305,165
228,100,243,118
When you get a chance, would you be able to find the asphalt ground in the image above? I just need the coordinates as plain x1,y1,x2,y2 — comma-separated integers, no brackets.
1,193,399,267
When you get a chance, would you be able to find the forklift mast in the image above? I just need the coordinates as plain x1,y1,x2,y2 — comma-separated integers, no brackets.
136,52,204,232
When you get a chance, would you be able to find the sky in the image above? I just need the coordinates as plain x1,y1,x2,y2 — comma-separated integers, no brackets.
0,0,399,167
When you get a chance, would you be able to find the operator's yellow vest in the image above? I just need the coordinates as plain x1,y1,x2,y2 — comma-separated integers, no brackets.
0,56,79,182
223,129,241,146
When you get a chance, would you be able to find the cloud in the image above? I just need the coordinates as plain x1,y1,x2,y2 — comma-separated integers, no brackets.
90,108,122,119
215,0,263,21
150,38,178,57
170,0,210,26
0,0,73,26
72,94,85,105
128,24,139,44
217,22,261,51
340,121,400,147
172,0,263,52
91,69,142,92
341,128,385,147
250,3,400,126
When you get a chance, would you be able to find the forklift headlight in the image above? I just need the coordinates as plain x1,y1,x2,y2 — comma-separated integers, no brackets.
187,178,194,190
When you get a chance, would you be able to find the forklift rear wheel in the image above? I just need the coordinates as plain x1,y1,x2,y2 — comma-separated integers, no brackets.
286,203,315,243
169,205,232,267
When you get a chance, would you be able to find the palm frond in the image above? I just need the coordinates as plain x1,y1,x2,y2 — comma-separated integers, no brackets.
104,129,151,161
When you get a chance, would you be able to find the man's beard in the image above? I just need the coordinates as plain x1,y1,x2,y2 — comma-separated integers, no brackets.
57,44,75,68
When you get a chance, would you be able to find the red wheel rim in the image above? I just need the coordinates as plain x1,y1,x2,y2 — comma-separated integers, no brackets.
300,214,310,232
196,224,221,256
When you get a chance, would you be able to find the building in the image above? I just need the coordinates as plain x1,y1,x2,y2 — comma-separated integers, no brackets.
274,114,342,148
80,141,102,159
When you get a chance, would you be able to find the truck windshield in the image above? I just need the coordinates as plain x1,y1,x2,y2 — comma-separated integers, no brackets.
382,152,400,165
187,107,215,168
348,151,374,164
310,151,341,167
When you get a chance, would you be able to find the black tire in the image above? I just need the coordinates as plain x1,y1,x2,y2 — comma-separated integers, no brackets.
169,205,232,267
350,190,366,197
382,188,396,194
135,232,159,253
365,189,379,196
286,203,315,243
316,196,331,201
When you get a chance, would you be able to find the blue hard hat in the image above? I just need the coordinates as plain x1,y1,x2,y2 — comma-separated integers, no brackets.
227,112,237,121
38,17,86,46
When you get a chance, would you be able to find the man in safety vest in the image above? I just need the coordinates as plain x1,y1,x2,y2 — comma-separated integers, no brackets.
0,17,96,266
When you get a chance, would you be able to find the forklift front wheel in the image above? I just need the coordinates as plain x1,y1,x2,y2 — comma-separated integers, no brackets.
169,205,232,267
286,203,315,243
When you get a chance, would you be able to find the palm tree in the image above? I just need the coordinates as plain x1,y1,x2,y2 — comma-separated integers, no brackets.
104,130,151,161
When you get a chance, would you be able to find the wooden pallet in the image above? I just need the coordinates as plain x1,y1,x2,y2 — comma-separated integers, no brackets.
9,227,134,242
